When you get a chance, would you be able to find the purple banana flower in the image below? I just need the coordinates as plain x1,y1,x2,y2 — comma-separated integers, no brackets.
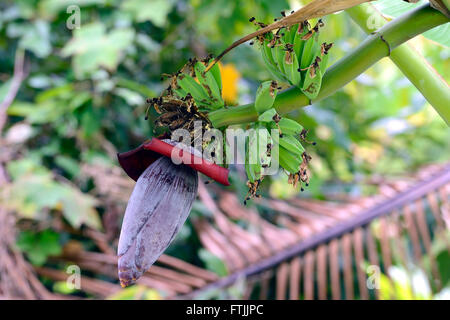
117,138,229,287
117,156,198,287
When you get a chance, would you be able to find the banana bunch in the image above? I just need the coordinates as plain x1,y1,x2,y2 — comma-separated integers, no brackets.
259,108,306,179
258,19,333,100
174,58,224,111
244,79,313,202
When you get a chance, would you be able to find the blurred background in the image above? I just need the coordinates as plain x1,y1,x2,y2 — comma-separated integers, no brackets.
0,0,449,300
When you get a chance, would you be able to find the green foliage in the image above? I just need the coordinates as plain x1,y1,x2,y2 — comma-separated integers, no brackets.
122,0,174,27
107,285,161,300
52,281,78,295
3,159,101,229
61,23,135,78
16,230,62,266
8,20,51,58
0,0,448,295
198,249,228,277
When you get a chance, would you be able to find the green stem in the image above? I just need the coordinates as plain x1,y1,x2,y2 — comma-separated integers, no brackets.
347,3,450,125
209,3,449,128
445,0,450,11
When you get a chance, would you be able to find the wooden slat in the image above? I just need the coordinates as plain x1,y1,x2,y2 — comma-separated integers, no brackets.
353,228,369,300
148,266,206,288
213,212,262,264
342,234,354,300
266,200,332,232
35,267,122,298
195,220,247,270
303,251,315,300
414,199,442,290
276,263,289,300
194,220,236,270
243,281,255,300
329,239,341,300
316,245,328,300
389,212,409,268
366,228,379,267
289,257,301,300
365,229,380,300
158,255,218,282
200,184,264,263
427,192,446,231
278,215,314,239
291,198,351,220
378,217,392,274
259,271,272,300
140,274,192,295
180,166,450,300
390,213,415,299
438,186,450,230
403,204,423,263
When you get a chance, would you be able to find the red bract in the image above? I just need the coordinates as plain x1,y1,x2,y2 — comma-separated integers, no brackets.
118,137,230,186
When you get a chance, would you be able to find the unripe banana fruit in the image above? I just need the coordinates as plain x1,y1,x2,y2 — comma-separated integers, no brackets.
258,108,278,123
276,118,304,135
279,134,305,156
255,81,278,114
175,59,224,111
256,18,333,101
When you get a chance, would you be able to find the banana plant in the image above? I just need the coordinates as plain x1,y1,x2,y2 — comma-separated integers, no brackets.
116,1,449,287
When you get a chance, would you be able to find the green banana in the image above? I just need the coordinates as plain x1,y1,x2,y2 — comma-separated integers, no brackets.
279,134,305,156
245,137,256,182
318,55,328,77
245,157,257,183
274,46,286,75
318,42,332,75
300,32,319,71
173,87,187,98
281,25,294,46
279,146,302,174
287,24,298,44
194,61,222,107
262,32,276,66
273,34,286,74
285,50,301,87
207,59,222,92
255,81,278,114
177,74,212,108
269,118,303,135
255,123,272,168
293,22,309,59
256,19,332,104
245,122,276,182
247,128,263,182
302,57,322,100
261,47,289,83
258,108,278,123
300,35,326,100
